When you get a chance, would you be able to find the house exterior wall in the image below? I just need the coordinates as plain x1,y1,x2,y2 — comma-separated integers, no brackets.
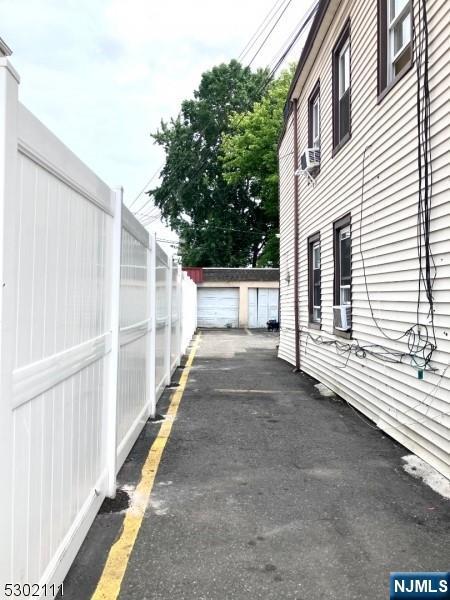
278,0,450,478
197,280,279,328
279,115,296,362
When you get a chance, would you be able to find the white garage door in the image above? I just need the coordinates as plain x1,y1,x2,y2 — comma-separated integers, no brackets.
197,287,240,328
248,288,279,328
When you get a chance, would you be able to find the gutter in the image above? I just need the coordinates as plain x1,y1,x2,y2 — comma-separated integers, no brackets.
293,99,300,371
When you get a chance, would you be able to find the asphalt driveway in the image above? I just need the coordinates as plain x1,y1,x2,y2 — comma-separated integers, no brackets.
63,329,450,600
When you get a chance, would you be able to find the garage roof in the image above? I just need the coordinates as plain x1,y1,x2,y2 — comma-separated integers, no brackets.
202,268,279,282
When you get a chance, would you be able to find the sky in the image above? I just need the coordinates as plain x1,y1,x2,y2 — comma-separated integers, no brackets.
1,0,312,241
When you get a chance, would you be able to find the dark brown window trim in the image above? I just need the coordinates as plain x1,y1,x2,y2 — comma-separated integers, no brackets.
377,0,413,102
308,231,321,328
332,19,352,153
377,60,413,104
335,329,352,340
331,132,352,157
333,213,352,338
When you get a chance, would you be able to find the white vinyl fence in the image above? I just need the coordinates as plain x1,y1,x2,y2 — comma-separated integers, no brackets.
0,58,197,598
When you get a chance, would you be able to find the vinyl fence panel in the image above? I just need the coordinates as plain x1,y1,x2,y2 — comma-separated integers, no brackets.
0,59,195,599
116,207,151,471
170,261,182,373
155,242,170,400
8,100,114,592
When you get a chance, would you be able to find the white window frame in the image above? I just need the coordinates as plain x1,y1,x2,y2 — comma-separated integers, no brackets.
387,0,411,80
338,39,350,99
311,94,320,149
339,225,351,306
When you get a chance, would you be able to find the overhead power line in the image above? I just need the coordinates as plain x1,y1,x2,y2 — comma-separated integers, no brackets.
238,0,288,62
128,163,164,211
267,0,317,73
247,0,295,67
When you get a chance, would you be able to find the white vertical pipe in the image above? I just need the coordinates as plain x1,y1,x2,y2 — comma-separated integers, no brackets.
0,57,19,586
105,187,122,498
146,232,157,418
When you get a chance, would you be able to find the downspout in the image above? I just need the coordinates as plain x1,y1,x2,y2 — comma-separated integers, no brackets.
293,99,300,371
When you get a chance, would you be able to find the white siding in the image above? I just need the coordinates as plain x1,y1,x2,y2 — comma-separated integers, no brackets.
278,115,296,362
279,0,450,478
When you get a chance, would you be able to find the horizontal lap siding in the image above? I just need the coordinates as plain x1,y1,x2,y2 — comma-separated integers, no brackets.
279,0,450,477
279,116,296,364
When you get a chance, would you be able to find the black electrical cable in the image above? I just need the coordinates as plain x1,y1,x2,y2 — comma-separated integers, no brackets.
298,327,434,370
414,0,436,340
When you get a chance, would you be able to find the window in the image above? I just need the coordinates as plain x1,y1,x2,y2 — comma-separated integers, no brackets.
308,233,321,326
378,0,412,97
333,215,352,334
308,82,320,150
332,21,351,151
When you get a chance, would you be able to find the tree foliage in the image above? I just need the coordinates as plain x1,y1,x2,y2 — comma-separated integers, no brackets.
150,60,270,267
221,66,295,266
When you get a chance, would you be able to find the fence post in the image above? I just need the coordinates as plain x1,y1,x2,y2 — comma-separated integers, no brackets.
146,232,156,418
105,187,122,498
0,56,19,588
165,254,173,385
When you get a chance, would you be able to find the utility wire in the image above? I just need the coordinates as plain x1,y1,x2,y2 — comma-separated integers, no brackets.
267,0,318,72
247,0,295,67
128,163,164,211
238,0,287,62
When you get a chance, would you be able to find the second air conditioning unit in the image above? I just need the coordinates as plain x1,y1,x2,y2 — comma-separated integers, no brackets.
333,305,352,331
300,147,321,171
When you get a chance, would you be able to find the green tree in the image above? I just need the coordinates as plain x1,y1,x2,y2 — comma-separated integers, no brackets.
221,66,295,266
150,60,271,267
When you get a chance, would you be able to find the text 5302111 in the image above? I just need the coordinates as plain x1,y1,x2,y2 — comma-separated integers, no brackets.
4,583,63,597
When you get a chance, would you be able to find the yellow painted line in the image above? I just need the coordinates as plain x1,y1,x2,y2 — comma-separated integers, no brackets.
91,333,201,600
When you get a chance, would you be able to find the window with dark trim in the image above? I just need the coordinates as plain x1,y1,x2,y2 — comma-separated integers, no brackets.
378,0,413,98
308,233,321,327
332,21,351,152
308,81,320,150
333,214,352,335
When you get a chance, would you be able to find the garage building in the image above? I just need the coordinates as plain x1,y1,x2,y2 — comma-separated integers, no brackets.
184,268,279,329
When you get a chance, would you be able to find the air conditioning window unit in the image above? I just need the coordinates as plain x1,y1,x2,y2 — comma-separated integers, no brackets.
333,305,352,331
300,147,321,171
